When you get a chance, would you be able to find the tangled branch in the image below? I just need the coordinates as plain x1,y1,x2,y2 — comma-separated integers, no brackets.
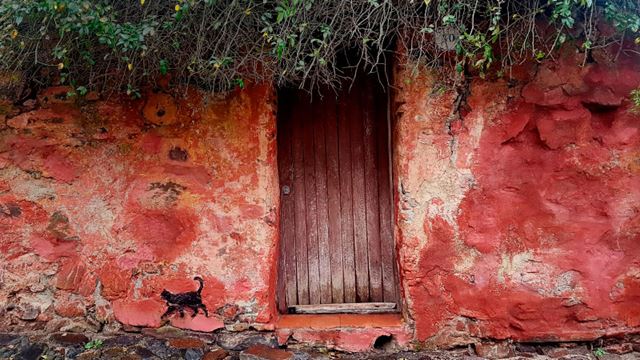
0,0,639,98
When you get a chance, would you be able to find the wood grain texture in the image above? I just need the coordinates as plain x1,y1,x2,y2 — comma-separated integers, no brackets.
325,94,344,304
291,93,310,305
376,86,397,303
288,302,396,314
302,93,321,305
349,84,370,303
277,75,398,310
313,97,332,304
362,77,383,302
277,91,296,311
337,97,357,304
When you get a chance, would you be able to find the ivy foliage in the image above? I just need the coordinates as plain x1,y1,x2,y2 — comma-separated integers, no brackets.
0,0,639,96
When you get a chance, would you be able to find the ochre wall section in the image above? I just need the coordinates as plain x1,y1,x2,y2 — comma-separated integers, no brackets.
1,48,639,349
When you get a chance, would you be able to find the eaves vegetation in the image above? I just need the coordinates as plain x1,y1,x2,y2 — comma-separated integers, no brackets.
0,0,639,98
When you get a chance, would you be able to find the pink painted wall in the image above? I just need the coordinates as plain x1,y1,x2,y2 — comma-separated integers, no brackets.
0,47,639,349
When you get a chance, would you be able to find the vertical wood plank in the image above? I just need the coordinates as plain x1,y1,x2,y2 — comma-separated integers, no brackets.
375,85,397,303
275,98,287,313
276,90,297,311
302,94,321,305
337,96,357,303
349,83,371,303
325,93,344,304
291,93,310,305
313,93,332,304
362,78,383,302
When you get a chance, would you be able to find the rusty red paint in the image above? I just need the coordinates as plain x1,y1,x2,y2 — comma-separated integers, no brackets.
112,298,166,328
125,210,198,262
99,263,131,300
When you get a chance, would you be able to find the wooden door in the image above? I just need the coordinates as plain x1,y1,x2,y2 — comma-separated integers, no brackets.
277,75,398,313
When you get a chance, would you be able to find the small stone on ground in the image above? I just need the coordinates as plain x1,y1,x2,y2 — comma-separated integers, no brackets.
0,332,639,360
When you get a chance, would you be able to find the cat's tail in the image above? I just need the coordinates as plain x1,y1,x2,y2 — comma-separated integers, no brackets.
194,276,204,294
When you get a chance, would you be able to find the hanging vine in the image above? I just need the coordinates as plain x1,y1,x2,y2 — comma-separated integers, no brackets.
0,0,639,97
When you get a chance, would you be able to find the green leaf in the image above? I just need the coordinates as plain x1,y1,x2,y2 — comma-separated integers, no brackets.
159,59,168,75
442,14,456,25
558,33,567,44
420,26,434,34
455,42,463,55
84,339,103,350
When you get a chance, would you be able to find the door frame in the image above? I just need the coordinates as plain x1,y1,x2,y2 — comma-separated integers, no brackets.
274,74,402,315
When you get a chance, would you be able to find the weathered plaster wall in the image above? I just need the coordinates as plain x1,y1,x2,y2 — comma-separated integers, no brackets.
0,46,639,350
394,48,640,347
0,85,279,333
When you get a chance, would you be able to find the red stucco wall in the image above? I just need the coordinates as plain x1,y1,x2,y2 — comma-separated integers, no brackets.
394,48,640,347
0,47,639,350
0,85,279,334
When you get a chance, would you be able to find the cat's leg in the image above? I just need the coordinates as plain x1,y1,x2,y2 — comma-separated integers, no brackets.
162,305,176,318
198,304,209,317
189,305,199,317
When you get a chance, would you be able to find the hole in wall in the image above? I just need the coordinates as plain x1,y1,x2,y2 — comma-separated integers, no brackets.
582,102,619,114
373,335,395,351
156,108,166,117
169,146,189,162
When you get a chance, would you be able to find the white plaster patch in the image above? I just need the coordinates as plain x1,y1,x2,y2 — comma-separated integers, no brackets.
498,250,535,284
454,247,480,274
498,251,583,298
1,167,56,201
187,215,236,283
82,197,116,239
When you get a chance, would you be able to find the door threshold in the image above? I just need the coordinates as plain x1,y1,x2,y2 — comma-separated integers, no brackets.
287,302,397,314
276,313,404,329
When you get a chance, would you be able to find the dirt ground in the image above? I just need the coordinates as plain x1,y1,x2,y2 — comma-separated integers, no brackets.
1,330,639,360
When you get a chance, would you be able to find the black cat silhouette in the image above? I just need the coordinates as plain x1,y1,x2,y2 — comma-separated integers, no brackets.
161,276,209,318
